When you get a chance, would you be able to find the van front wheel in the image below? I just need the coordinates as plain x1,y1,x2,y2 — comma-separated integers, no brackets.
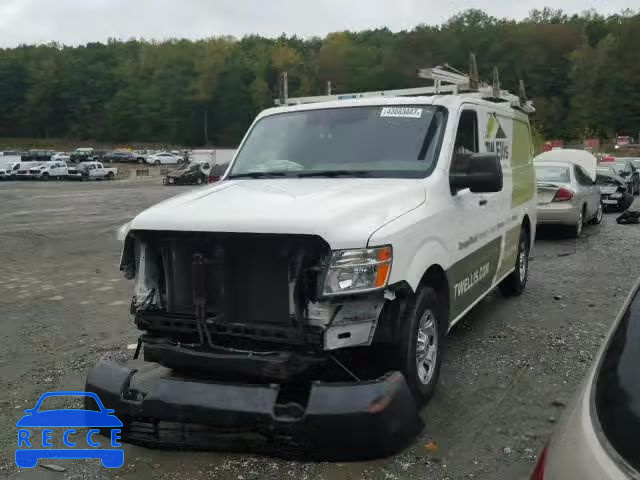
395,286,446,404
499,226,529,297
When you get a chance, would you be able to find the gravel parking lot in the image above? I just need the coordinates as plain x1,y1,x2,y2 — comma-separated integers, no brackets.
1,179,639,480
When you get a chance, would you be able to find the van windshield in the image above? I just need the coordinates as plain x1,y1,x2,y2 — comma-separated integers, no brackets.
228,105,447,179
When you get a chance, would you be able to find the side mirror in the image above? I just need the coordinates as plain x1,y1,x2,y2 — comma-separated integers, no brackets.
450,153,503,194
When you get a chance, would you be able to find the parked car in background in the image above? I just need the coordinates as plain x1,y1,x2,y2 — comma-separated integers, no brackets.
146,151,184,165
133,150,149,163
208,162,229,183
51,152,71,162
70,148,104,163
1,150,20,157
29,161,69,180
534,150,602,237
21,149,55,162
596,167,634,212
102,150,136,163
609,160,640,195
0,160,19,179
67,162,117,180
189,149,236,176
16,161,43,179
532,278,640,480
163,161,211,185
627,157,640,170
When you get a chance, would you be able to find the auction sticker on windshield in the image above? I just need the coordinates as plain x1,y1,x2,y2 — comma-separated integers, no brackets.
380,107,423,118
15,391,124,469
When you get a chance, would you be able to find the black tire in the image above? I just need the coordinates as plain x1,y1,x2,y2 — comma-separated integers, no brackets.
154,160,161,166
107,172,114,180
41,173,49,181
196,176,204,185
137,158,145,164
499,225,529,297
394,286,446,404
589,202,604,225
570,206,585,238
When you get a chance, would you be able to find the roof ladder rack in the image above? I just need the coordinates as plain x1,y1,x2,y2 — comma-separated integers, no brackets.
274,54,535,114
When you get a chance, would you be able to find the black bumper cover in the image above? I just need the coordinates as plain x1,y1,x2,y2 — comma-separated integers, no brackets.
86,358,423,460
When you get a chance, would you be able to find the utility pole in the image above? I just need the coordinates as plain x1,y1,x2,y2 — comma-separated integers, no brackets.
279,72,289,105
204,109,209,146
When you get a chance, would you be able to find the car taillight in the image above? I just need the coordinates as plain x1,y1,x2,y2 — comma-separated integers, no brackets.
552,187,574,202
208,175,220,184
530,444,548,480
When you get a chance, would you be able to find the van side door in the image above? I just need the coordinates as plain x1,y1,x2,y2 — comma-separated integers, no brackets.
447,107,503,323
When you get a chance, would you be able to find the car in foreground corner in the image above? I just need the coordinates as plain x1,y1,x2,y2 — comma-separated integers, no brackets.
534,149,602,237
531,278,640,479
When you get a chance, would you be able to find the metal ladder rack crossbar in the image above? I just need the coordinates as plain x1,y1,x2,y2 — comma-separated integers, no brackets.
275,57,535,114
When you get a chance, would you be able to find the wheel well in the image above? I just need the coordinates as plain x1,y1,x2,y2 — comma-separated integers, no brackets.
418,265,450,325
522,214,531,244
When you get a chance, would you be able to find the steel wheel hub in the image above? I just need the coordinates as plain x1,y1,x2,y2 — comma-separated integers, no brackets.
416,309,438,385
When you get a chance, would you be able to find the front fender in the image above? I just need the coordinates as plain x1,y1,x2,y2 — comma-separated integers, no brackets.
368,205,453,292
402,238,451,292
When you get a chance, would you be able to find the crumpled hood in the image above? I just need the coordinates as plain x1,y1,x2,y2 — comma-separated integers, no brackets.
131,178,426,249
167,169,188,178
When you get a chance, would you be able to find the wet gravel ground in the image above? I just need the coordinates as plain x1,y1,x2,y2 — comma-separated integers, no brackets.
1,180,639,480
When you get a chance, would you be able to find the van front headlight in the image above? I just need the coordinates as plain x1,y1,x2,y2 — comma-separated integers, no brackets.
323,246,392,296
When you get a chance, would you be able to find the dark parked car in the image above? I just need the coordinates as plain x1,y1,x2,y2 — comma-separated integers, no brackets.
610,160,640,195
69,150,105,163
21,149,55,162
163,161,211,185
102,151,136,163
596,168,633,211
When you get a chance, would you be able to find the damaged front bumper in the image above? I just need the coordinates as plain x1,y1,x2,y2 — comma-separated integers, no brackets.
85,358,423,460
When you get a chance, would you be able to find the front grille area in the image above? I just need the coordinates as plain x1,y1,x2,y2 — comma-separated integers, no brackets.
135,232,330,346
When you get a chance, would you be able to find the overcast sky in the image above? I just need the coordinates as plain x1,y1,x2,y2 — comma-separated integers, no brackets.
0,0,635,47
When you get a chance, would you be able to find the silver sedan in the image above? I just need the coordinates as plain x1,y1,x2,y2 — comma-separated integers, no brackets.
535,160,603,237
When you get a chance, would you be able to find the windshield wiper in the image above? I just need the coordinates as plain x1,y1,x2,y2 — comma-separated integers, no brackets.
227,171,289,179
296,170,374,178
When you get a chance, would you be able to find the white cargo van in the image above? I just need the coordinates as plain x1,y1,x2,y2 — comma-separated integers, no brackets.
117,66,536,407
90,65,537,457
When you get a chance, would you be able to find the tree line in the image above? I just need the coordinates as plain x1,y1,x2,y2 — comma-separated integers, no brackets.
0,8,638,147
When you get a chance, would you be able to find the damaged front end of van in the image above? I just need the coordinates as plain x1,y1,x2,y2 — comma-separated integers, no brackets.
85,226,423,460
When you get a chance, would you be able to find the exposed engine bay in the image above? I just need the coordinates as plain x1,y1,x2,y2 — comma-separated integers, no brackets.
120,231,388,382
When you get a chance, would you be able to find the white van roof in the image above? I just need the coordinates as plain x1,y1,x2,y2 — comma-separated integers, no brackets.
535,149,597,182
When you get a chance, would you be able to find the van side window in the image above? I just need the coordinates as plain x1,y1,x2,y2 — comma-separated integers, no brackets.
453,110,479,156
